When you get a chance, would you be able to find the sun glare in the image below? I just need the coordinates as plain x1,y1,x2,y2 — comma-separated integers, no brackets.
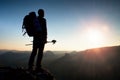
77,18,111,49
88,29,103,43
85,28,105,48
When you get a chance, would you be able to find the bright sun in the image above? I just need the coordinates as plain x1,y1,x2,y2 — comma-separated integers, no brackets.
75,18,111,50
85,29,104,48
88,29,103,43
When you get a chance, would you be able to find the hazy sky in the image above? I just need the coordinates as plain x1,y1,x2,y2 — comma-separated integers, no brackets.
0,0,120,51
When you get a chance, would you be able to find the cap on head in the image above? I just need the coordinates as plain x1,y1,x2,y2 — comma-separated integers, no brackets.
38,9,44,17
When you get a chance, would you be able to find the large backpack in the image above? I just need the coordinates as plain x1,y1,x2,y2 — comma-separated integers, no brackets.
22,12,42,37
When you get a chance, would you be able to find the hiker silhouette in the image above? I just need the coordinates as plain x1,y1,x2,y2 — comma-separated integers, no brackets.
28,9,47,71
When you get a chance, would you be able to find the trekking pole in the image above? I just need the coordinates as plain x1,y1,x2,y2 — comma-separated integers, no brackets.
25,44,32,46
25,40,57,46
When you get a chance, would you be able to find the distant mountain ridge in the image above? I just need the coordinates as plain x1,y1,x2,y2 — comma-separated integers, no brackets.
48,46,120,80
0,45,120,80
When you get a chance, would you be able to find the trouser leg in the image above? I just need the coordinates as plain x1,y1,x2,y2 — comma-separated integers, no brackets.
28,46,37,69
36,43,45,69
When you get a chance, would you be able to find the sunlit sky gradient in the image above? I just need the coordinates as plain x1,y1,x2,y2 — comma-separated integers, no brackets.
0,0,120,51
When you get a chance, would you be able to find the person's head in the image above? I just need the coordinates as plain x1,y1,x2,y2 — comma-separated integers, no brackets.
38,9,44,17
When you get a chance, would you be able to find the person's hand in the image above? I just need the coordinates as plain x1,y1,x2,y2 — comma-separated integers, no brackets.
51,40,56,44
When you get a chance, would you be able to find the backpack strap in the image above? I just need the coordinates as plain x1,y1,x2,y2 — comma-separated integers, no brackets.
22,25,26,36
23,32,27,36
